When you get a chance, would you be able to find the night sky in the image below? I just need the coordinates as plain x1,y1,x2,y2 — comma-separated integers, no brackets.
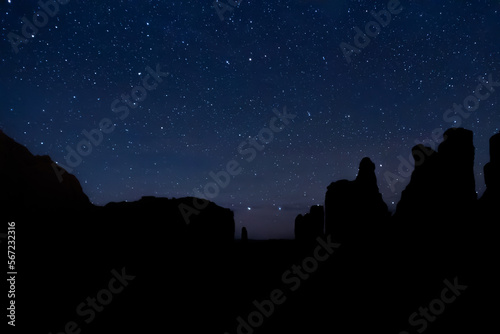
1,0,500,238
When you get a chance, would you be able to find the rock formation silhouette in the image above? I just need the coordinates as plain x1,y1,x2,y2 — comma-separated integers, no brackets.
479,132,500,217
0,129,91,220
241,226,248,241
0,130,235,244
102,196,235,244
395,127,477,222
294,205,324,242
324,157,389,243
1,128,497,334
476,132,500,327
390,128,483,306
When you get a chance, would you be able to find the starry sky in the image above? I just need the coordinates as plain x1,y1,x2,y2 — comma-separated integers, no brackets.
1,0,500,239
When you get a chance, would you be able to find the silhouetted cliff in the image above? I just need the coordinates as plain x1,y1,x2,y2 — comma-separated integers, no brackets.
294,205,324,242
101,196,235,244
390,128,483,304
479,132,500,217
325,157,389,243
2,128,497,334
395,127,477,222
0,130,235,244
0,129,91,218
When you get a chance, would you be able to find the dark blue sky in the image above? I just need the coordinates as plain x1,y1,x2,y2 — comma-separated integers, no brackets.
2,0,500,238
